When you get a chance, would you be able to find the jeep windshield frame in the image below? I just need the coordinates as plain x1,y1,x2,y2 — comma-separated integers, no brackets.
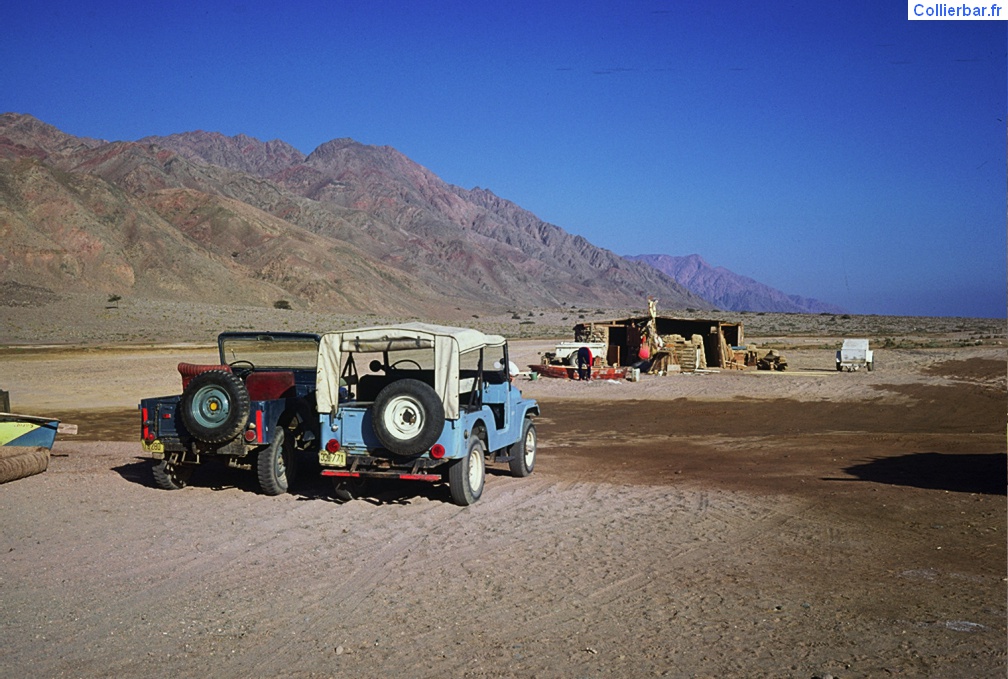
217,332,321,370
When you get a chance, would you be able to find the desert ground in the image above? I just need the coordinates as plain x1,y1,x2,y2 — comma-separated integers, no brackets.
0,306,1005,678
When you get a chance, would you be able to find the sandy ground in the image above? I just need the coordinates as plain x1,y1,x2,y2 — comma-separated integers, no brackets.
0,340,1005,678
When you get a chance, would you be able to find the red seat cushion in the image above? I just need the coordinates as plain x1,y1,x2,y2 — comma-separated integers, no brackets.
178,362,231,389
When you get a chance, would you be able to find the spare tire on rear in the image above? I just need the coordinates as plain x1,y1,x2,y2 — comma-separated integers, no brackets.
372,379,444,456
179,370,250,444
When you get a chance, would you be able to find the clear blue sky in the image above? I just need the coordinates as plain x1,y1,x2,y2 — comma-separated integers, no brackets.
3,1,1005,317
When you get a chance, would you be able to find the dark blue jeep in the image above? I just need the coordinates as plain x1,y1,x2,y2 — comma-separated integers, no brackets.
139,332,320,495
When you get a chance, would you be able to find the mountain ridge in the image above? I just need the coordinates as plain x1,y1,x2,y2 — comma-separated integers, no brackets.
628,253,845,314
0,112,833,318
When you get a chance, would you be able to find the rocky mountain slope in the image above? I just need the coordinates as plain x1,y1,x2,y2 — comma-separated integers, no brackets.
1,112,710,317
628,254,845,314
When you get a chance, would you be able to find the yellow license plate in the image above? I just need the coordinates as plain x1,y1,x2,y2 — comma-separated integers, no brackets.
143,439,165,455
319,450,346,467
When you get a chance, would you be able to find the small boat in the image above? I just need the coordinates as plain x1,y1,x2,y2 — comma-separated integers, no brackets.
0,412,60,484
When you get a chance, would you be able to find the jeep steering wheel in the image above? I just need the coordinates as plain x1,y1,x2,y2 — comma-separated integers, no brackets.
228,360,255,378
390,359,422,371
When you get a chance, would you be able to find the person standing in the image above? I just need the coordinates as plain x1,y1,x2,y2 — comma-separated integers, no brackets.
576,345,593,381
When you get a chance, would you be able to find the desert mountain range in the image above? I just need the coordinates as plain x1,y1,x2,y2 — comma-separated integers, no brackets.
628,254,845,314
0,113,837,316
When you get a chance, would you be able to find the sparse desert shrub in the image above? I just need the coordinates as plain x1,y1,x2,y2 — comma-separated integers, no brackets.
274,300,292,310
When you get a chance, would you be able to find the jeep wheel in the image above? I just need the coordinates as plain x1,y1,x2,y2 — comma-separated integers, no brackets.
372,379,444,456
449,435,486,506
508,418,536,477
257,428,296,495
152,460,193,490
179,370,250,444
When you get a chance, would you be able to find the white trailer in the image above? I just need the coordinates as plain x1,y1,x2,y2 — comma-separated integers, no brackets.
836,338,874,372
545,342,607,367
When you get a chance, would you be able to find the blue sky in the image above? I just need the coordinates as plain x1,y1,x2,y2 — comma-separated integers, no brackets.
3,1,1005,317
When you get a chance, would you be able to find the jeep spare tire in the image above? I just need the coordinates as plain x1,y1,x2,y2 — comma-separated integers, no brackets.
179,370,251,443
372,379,444,456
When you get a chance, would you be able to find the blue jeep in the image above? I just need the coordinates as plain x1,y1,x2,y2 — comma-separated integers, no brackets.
315,323,539,505
139,332,321,495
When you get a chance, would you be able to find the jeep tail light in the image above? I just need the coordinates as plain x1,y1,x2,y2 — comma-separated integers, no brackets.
141,407,153,442
430,444,445,459
325,439,341,453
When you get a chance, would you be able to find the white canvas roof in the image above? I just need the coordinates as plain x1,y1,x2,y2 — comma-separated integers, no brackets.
316,323,506,419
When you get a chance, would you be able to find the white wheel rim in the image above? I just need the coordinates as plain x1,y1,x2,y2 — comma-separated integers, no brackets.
524,428,536,467
469,444,484,491
383,395,424,440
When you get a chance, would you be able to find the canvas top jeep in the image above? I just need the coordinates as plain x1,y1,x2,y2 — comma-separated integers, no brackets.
139,331,321,495
315,323,539,505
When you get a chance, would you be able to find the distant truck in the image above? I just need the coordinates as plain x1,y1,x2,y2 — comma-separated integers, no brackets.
836,338,874,372
542,341,606,367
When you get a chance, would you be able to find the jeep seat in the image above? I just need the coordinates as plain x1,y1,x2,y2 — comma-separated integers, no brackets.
178,362,231,389
245,371,296,401
356,371,436,402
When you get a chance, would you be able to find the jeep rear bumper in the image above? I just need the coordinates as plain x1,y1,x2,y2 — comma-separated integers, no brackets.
321,469,442,482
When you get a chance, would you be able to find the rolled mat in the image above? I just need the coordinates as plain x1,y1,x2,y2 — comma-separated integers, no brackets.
0,446,50,484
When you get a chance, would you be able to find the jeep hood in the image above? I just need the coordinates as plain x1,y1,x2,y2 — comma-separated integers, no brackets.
316,323,506,420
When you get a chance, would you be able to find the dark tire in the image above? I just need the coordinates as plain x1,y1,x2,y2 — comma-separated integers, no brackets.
449,435,486,506
332,481,353,502
508,418,536,477
372,379,444,456
867,361,874,372
179,370,250,444
836,362,842,372
257,428,295,495
152,460,193,490
332,478,366,503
